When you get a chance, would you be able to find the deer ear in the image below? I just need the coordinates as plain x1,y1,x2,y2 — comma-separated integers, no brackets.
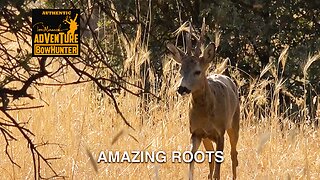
166,43,184,64
202,43,215,64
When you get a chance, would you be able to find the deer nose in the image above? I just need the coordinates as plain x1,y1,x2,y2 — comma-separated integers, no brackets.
177,86,191,95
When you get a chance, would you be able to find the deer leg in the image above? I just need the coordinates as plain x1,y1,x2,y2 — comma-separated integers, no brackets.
227,128,239,180
213,136,224,180
189,134,201,180
228,106,240,179
203,138,215,180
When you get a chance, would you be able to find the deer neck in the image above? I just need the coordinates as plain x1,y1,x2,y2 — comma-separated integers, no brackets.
190,76,214,109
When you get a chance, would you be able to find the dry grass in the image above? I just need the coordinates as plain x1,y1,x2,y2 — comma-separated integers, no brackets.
0,65,319,180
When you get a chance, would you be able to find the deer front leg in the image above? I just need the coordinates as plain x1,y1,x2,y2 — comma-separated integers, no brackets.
189,134,201,180
213,136,224,180
203,138,215,180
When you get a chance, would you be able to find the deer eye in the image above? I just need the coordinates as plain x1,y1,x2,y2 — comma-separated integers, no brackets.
194,71,201,75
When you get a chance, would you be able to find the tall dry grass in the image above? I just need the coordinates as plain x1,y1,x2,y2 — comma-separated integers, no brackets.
0,55,319,179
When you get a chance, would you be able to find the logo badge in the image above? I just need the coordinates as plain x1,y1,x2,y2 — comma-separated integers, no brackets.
32,9,80,57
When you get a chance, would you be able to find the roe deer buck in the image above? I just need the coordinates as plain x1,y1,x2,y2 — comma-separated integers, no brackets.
167,20,240,180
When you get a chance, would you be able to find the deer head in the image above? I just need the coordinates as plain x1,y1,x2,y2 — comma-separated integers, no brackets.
167,20,216,95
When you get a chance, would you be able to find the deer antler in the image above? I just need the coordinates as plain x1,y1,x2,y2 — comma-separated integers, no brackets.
195,18,206,57
186,22,193,56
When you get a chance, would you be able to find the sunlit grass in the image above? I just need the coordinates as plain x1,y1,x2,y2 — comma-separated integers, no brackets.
0,68,319,179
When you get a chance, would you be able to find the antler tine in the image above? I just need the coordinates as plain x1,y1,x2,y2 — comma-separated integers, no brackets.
186,22,192,55
195,18,206,57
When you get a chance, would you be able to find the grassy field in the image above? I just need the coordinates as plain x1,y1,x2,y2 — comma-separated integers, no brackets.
0,66,319,180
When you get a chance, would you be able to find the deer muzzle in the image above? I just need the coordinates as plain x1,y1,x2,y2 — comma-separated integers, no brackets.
177,86,191,95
